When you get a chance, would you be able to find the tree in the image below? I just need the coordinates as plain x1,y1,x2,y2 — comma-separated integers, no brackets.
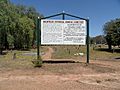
0,0,10,4
26,6,43,46
103,19,120,50
0,0,9,53
0,0,43,54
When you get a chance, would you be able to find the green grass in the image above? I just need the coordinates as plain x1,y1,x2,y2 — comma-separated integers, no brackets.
0,46,50,69
0,50,34,69
90,45,120,60
0,46,47,69
0,46,73,70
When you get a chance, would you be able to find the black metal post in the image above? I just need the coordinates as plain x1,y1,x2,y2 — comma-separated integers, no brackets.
37,17,40,60
65,13,86,20
86,19,89,63
41,13,63,19
62,12,65,20
39,19,41,59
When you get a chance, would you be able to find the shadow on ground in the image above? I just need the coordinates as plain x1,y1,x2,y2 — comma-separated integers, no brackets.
43,60,77,63
95,48,120,53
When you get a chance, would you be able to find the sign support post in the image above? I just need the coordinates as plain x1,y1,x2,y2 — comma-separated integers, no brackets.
37,17,40,60
86,19,89,63
62,12,65,20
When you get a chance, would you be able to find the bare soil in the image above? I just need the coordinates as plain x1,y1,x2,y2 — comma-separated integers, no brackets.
0,47,120,90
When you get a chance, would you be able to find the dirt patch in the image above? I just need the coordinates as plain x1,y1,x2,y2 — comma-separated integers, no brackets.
0,73,120,90
0,60,120,90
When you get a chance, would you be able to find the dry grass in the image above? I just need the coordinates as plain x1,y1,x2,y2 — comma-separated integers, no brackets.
0,45,119,70
51,45,120,60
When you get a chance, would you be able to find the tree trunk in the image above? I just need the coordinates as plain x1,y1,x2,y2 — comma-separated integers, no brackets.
0,44,2,54
0,48,2,55
108,44,112,50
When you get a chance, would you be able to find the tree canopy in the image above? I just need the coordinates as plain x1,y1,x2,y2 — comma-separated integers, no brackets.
0,0,43,54
103,18,120,50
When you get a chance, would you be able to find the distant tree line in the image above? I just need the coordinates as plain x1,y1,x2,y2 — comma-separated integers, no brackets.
90,35,106,45
0,0,43,54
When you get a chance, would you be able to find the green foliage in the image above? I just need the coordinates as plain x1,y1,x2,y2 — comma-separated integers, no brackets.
13,16,34,49
103,19,120,50
7,34,14,47
0,0,43,53
0,0,10,4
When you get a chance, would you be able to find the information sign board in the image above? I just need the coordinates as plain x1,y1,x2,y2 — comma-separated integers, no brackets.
41,20,86,45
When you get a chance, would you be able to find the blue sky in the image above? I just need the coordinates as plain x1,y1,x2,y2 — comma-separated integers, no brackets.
10,0,120,37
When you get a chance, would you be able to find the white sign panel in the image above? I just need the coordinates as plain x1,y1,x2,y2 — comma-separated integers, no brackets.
41,20,86,45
